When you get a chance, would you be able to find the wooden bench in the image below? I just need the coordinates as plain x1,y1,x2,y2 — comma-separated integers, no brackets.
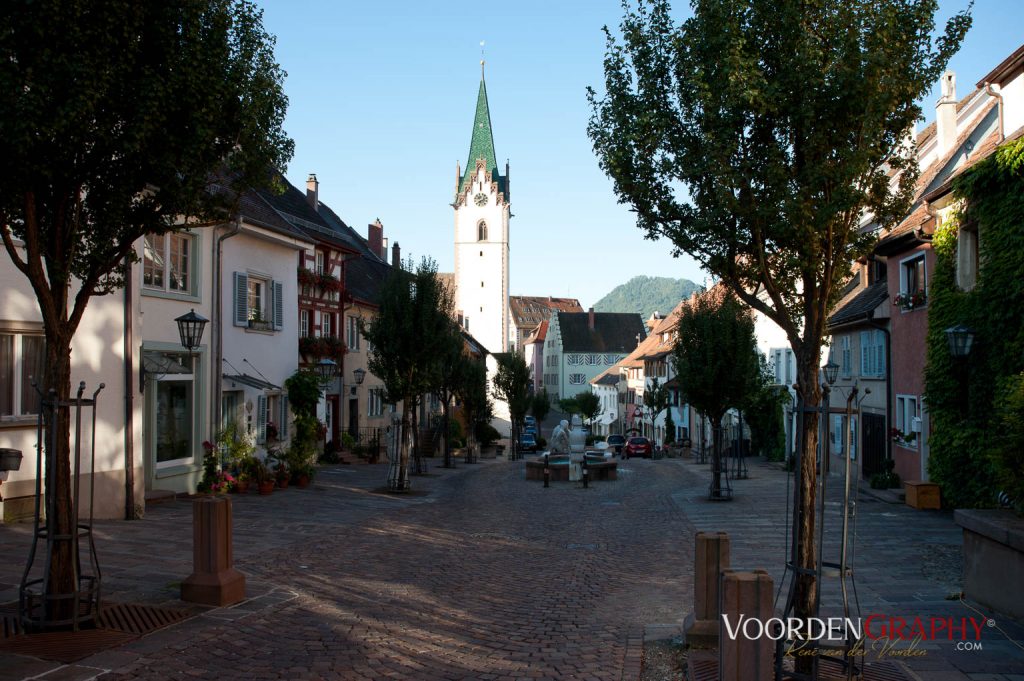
904,480,941,510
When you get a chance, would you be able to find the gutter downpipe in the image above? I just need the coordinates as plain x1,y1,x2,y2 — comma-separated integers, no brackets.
212,218,243,433
864,310,892,467
983,83,1005,144
123,256,135,520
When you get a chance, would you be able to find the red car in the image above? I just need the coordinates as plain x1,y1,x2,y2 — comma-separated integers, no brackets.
624,436,652,459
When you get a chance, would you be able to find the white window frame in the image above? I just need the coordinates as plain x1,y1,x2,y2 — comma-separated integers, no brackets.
347,316,361,351
154,368,195,470
300,309,310,338
898,253,928,309
143,232,199,299
895,395,919,446
322,311,333,338
315,251,325,275
0,330,45,420
369,387,384,417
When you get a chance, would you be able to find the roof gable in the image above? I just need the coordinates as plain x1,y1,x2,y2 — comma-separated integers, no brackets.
556,312,646,353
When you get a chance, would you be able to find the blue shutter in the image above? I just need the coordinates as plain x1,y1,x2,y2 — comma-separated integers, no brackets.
280,396,289,439
257,394,267,443
860,332,870,376
875,331,885,377
233,272,248,327
273,280,284,330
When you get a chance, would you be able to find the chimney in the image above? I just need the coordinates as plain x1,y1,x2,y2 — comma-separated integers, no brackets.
381,237,389,261
367,221,383,260
392,241,401,269
588,307,595,331
306,173,319,211
936,70,957,157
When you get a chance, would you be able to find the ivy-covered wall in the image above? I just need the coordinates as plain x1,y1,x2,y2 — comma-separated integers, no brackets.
925,137,1024,511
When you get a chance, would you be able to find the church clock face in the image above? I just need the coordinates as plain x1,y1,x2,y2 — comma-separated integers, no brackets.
474,192,488,207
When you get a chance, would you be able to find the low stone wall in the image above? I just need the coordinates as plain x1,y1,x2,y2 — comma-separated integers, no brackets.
524,460,617,481
955,509,1024,620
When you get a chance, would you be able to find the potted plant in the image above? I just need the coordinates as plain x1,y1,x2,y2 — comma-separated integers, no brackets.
251,459,274,495
210,470,236,494
297,266,318,289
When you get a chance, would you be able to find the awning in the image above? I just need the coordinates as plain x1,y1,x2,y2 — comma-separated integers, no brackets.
223,373,280,391
142,350,192,376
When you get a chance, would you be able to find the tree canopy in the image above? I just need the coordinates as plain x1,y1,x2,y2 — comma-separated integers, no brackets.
493,351,531,458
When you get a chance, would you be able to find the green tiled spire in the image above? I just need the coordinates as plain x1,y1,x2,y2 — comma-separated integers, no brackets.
461,73,500,195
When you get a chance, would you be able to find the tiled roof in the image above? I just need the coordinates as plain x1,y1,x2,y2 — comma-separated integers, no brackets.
915,87,983,147
877,100,998,246
556,312,646,353
590,367,621,386
525,319,548,345
826,279,889,330
510,296,583,329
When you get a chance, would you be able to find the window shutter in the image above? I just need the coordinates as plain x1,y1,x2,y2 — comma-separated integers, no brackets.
280,396,289,439
233,272,248,327
273,281,284,330
875,332,885,377
860,332,870,376
257,394,267,443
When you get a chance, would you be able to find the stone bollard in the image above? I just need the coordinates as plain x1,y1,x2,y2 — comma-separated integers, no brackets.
181,496,246,606
718,569,773,681
684,531,730,647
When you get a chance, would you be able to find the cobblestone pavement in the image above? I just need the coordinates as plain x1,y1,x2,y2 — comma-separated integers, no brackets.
1,456,1022,680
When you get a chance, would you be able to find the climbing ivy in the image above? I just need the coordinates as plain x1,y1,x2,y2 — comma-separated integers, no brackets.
925,138,1024,511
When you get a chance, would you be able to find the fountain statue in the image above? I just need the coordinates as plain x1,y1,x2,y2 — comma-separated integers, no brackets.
568,414,586,482
549,419,570,455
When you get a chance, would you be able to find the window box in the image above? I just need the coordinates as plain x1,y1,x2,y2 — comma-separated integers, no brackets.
248,319,273,332
318,272,344,294
297,267,318,289
893,291,927,311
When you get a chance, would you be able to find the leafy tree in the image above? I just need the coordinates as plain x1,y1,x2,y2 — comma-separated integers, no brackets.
588,0,969,632
574,391,602,427
643,378,670,444
530,389,552,425
284,370,326,479
742,357,791,461
493,351,531,459
363,257,454,490
456,357,493,463
671,287,760,494
0,0,292,615
433,320,468,468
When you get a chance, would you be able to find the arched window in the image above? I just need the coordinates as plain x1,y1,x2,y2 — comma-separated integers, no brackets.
477,221,487,241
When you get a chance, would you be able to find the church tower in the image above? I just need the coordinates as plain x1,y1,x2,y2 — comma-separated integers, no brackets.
453,62,510,354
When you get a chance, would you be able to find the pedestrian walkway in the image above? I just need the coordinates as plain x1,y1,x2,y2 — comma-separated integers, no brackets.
0,456,1021,680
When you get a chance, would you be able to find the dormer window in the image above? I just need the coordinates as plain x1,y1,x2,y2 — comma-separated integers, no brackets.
478,220,488,241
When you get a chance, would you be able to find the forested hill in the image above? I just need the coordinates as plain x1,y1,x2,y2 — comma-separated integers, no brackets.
592,276,702,319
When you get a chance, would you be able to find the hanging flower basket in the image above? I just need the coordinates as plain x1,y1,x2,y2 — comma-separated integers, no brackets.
299,336,328,359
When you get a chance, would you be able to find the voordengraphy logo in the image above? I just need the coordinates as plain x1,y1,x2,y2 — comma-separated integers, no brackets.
720,614,989,648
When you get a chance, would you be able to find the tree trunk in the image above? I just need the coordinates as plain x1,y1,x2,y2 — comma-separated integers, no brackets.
44,335,75,621
442,399,452,468
794,349,823,671
396,402,412,490
709,411,725,498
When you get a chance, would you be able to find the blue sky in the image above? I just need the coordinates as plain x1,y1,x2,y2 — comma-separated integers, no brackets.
258,0,1020,309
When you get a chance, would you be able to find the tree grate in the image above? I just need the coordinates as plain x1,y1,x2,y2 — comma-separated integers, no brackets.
0,601,193,663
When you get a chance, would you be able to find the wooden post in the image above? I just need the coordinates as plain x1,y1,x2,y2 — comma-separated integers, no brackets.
181,496,246,606
718,569,773,681
684,531,730,646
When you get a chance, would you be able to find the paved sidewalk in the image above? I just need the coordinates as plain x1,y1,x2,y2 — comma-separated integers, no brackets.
1,458,693,681
673,455,1024,679
0,456,1021,680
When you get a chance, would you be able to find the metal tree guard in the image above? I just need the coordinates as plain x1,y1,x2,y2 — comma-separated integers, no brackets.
386,411,408,491
774,380,862,681
20,382,105,631
731,411,749,480
708,425,732,500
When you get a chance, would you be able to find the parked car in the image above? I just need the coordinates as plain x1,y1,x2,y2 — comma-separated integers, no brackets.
524,424,538,436
606,434,626,455
519,432,538,452
624,436,653,459
524,415,537,426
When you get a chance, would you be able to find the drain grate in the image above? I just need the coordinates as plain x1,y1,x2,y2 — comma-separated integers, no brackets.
0,602,193,663
96,602,191,636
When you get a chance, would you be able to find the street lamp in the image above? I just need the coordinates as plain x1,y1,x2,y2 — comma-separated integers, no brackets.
314,358,339,382
823,358,840,387
353,367,366,385
945,324,976,359
175,309,209,354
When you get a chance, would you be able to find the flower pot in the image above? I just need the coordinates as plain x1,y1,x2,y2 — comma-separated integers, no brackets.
258,481,274,495
0,448,23,471
234,480,250,494
296,474,310,489
277,477,289,489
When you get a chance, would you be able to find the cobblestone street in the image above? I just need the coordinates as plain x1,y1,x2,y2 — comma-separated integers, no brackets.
1,456,1022,680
